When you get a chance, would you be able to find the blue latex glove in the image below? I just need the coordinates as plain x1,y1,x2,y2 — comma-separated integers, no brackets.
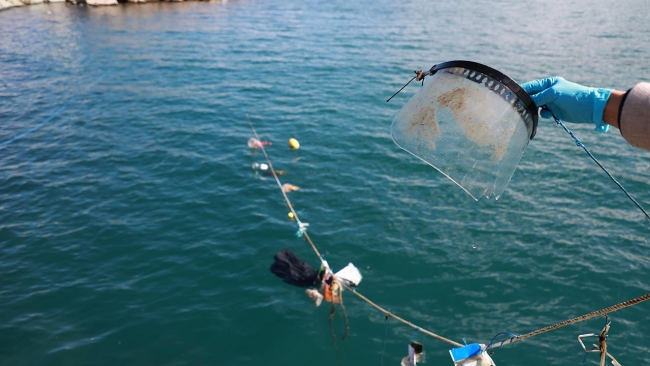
521,76,612,133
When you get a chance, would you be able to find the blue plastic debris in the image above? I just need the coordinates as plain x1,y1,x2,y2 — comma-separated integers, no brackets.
449,343,482,362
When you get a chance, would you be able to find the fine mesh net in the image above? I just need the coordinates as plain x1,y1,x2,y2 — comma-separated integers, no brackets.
391,65,534,200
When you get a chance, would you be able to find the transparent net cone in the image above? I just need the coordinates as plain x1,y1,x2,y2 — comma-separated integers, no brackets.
391,67,531,200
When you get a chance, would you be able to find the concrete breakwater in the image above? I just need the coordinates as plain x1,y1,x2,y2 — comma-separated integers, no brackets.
0,0,217,11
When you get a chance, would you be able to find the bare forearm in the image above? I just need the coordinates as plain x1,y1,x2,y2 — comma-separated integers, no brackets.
617,83,650,150
603,90,625,129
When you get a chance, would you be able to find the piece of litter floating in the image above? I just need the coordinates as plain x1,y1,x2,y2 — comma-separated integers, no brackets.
449,343,495,366
335,263,362,287
269,249,320,287
320,260,331,273
305,288,323,307
248,137,272,149
282,183,300,193
251,162,269,171
322,273,342,304
401,342,424,366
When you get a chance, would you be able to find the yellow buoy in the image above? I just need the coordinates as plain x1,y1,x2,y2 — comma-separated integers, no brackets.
288,138,300,150
288,212,295,219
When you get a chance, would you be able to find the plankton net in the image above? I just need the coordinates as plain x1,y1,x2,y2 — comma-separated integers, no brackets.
391,60,538,200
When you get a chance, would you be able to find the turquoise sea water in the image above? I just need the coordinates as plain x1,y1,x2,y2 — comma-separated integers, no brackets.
1,1,649,365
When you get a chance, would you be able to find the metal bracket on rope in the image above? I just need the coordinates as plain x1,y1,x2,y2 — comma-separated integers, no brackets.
577,317,622,366
415,69,428,83
386,68,432,103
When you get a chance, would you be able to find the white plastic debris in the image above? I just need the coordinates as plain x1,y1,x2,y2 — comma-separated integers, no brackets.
449,344,495,366
401,342,424,366
335,263,363,287
251,162,269,171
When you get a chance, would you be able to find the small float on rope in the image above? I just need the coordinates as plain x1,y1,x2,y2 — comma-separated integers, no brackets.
288,138,300,150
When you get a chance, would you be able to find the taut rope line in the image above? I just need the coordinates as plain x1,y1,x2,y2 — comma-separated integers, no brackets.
547,109,650,221
341,282,463,347
487,292,650,349
0,73,107,149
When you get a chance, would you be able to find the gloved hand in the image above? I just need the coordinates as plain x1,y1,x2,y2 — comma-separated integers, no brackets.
521,76,612,133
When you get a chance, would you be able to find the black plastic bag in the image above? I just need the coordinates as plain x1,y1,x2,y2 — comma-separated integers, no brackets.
270,249,319,287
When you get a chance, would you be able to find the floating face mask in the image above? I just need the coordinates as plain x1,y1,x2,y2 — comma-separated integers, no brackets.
391,61,538,200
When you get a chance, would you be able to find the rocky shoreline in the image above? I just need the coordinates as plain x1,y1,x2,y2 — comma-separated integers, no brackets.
0,0,215,11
